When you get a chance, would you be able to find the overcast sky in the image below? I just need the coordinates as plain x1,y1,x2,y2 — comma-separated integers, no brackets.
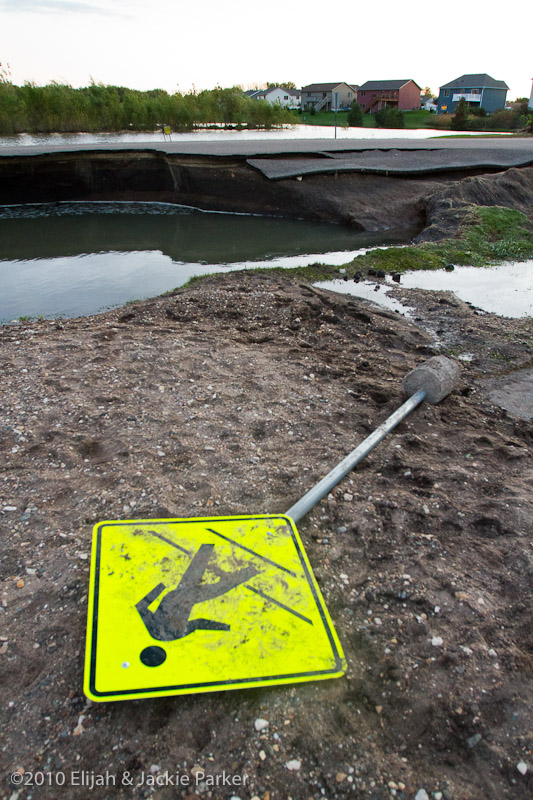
1,0,531,101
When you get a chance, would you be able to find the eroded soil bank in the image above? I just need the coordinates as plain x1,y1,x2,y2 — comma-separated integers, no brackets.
1,271,532,800
1,149,533,239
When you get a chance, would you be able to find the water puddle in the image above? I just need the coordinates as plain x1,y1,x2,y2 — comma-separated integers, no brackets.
313,278,414,316
0,201,410,322
315,262,533,319
393,262,533,318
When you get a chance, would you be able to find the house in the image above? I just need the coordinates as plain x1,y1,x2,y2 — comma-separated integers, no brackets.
422,98,437,112
436,74,509,114
357,80,421,113
246,87,301,108
300,83,358,112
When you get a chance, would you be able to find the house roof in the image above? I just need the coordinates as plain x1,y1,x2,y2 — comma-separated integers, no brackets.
440,74,509,91
301,82,357,92
265,86,300,97
358,79,420,91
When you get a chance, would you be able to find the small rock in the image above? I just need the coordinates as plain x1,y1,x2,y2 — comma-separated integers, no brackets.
431,636,444,647
254,718,269,732
467,733,482,749
415,790,429,800
343,493,353,502
16,579,24,589
285,759,301,771
259,750,266,761
517,761,528,775
336,772,347,783
150,764,160,774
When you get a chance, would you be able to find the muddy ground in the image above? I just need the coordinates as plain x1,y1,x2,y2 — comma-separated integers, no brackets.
0,270,532,800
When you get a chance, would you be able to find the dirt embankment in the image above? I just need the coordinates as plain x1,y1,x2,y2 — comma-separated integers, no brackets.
417,167,533,242
1,272,532,800
0,149,531,235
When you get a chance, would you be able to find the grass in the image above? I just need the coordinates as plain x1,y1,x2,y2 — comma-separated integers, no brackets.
343,206,533,272
183,206,533,290
291,108,438,130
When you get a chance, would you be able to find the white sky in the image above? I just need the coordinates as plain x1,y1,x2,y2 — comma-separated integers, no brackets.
1,0,531,101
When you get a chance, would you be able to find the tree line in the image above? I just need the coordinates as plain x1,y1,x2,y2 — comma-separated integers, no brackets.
0,80,294,135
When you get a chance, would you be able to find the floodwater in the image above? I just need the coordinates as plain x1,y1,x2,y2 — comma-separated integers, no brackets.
315,261,533,319
0,124,507,148
0,201,410,322
395,262,533,318
313,278,414,316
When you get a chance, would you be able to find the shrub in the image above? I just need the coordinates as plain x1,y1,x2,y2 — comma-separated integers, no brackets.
374,107,405,128
347,100,363,127
0,82,293,134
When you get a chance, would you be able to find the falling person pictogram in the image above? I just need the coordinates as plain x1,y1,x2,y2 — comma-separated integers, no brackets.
136,543,259,643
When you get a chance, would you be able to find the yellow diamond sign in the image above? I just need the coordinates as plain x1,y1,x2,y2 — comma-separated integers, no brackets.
84,515,345,701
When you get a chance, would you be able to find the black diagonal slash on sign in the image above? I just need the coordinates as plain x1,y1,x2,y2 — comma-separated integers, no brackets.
135,543,258,641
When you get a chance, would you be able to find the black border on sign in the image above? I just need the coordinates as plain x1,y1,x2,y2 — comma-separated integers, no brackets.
88,516,344,698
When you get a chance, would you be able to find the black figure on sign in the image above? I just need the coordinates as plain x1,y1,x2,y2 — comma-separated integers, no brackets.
136,543,258,641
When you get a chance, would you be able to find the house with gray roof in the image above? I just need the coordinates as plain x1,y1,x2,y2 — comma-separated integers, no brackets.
437,74,509,114
246,87,301,108
357,80,421,113
301,83,357,112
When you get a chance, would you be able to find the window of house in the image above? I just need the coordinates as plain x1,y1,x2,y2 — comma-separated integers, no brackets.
444,90,449,97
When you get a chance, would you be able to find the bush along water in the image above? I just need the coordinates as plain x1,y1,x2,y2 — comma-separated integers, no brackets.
0,81,294,134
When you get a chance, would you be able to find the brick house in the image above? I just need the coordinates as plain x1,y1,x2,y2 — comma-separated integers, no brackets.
436,74,509,114
357,80,421,113
300,83,358,112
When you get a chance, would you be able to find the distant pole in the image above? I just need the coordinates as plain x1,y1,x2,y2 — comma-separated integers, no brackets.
334,92,339,139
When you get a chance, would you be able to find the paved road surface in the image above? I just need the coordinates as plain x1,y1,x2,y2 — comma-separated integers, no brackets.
1,136,532,179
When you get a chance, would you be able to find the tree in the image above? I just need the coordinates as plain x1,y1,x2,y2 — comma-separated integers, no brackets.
451,96,470,130
267,81,296,91
0,61,11,84
347,100,363,127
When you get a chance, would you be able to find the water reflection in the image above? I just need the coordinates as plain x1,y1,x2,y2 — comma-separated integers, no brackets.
313,278,414,316
395,262,533,318
0,202,411,322
315,262,533,319
0,125,508,148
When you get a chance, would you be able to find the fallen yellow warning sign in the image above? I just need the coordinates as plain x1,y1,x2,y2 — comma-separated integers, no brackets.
84,515,345,701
